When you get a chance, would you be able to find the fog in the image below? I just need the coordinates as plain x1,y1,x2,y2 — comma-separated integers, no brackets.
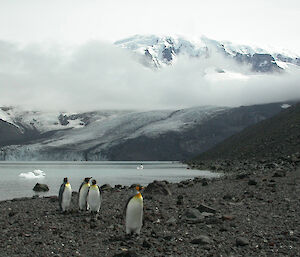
0,40,299,111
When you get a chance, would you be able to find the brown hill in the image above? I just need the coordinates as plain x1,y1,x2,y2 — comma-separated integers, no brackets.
194,103,300,161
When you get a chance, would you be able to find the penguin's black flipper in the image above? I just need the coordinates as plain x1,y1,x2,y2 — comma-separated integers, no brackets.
58,183,65,211
97,185,103,194
78,182,84,193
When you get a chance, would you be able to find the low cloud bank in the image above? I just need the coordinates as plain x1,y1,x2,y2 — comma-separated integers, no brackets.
0,40,299,111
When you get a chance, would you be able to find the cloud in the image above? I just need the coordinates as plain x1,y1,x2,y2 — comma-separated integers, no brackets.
0,40,299,111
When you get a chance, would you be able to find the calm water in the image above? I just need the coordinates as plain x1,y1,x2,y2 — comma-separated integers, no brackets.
0,161,219,201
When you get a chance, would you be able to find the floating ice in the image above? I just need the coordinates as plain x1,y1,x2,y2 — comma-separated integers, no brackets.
281,104,291,109
19,169,46,179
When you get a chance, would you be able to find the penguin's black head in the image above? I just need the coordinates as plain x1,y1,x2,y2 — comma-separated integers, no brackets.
63,177,68,183
91,179,97,185
84,177,91,183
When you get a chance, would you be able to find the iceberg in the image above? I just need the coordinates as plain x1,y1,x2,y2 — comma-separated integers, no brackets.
19,169,46,179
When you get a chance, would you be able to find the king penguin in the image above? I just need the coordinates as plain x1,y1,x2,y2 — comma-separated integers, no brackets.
78,177,91,211
125,185,144,235
58,177,72,212
87,179,102,214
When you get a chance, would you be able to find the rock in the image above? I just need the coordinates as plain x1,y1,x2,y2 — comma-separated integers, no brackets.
236,173,249,179
223,194,233,200
33,183,49,192
113,250,138,257
183,208,204,223
177,195,184,205
8,211,17,217
100,184,112,191
222,215,235,221
236,237,249,246
142,239,151,248
177,195,184,200
248,179,258,186
272,170,286,177
197,203,217,214
166,217,177,225
144,181,171,195
190,235,212,245
202,178,209,186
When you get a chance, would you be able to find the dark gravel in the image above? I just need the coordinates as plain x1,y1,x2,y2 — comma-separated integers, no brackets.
0,163,300,257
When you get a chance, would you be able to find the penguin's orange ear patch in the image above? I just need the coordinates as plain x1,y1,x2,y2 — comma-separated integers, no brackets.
134,192,143,199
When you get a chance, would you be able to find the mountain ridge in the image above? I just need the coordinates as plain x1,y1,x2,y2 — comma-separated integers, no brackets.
115,34,300,72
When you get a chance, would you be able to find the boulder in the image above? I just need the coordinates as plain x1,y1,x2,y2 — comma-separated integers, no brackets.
183,208,205,223
191,235,212,245
236,237,249,246
33,183,49,192
197,203,217,214
272,170,286,177
144,181,171,195
100,184,112,191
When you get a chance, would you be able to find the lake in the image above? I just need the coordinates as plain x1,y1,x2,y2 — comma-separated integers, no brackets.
0,161,219,201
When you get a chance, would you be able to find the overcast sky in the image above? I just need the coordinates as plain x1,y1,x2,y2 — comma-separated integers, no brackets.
0,0,299,52
0,0,299,111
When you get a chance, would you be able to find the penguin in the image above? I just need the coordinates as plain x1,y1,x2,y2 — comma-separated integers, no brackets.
125,185,144,235
78,177,92,211
58,177,72,212
87,179,102,214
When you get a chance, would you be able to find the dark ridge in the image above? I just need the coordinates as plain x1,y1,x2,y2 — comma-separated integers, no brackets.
100,103,287,161
0,119,66,147
0,119,25,146
193,102,300,161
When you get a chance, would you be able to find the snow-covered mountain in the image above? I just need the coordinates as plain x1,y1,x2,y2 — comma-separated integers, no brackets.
0,103,290,161
115,35,300,72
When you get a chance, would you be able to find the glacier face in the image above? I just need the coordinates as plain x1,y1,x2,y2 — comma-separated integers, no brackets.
0,106,229,161
115,35,300,72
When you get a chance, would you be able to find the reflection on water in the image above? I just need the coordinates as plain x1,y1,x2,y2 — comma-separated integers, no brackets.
0,161,220,201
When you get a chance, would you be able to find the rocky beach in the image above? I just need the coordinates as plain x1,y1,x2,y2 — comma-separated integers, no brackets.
0,157,299,257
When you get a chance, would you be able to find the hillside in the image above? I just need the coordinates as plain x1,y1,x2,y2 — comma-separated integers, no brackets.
0,103,288,161
193,103,300,161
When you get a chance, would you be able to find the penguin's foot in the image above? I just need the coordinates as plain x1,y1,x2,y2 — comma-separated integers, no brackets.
125,232,140,239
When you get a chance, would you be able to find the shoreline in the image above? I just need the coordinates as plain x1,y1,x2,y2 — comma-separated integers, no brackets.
0,161,299,256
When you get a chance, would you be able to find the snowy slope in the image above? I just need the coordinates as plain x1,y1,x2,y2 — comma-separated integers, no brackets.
0,107,130,133
115,35,300,72
0,102,292,161
0,106,228,160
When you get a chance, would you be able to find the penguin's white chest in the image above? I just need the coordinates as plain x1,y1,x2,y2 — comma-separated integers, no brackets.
79,184,90,210
87,187,101,212
126,196,143,234
62,184,72,211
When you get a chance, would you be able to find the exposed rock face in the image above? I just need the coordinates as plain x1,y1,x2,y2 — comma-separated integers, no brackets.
234,53,282,72
162,46,175,62
251,53,282,72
